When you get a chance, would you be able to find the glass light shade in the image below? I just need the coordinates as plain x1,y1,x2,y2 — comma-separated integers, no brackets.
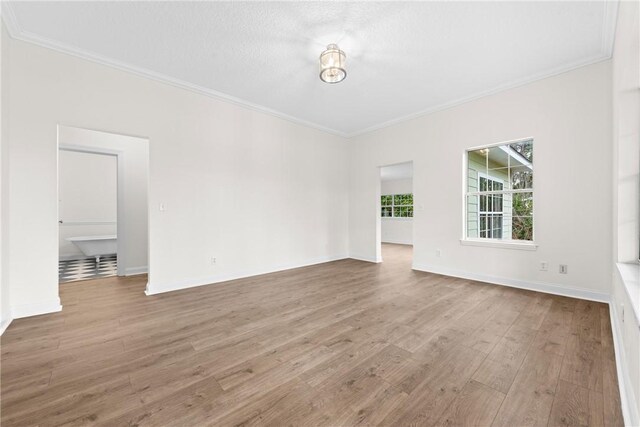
319,44,346,84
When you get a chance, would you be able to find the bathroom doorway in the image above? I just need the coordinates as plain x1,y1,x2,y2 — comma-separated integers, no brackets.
57,125,149,284
58,149,119,282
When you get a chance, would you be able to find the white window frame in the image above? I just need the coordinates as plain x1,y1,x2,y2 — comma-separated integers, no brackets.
461,137,537,251
381,193,414,219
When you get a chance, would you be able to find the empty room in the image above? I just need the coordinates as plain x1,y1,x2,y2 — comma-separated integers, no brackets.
0,1,638,426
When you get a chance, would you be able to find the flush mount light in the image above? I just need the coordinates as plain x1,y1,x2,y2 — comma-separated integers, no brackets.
319,44,346,84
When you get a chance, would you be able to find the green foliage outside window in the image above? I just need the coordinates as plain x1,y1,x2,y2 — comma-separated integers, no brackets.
512,192,533,241
381,193,413,218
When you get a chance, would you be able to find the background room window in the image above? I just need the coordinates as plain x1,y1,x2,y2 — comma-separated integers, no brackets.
381,193,413,218
381,195,393,217
478,174,503,238
466,139,533,241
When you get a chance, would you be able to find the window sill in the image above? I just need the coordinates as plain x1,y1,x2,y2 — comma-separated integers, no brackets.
381,217,413,221
616,262,640,325
459,239,538,251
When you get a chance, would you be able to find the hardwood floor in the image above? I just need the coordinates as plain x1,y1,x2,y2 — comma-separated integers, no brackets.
1,244,624,426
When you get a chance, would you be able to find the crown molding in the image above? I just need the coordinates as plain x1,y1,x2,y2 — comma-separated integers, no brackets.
351,0,618,138
1,1,620,139
601,0,620,57
347,52,612,138
0,1,21,36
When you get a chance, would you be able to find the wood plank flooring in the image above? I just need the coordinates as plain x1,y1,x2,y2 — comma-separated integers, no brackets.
1,244,624,426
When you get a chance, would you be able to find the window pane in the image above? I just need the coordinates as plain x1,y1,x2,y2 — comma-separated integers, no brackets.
493,194,503,212
509,140,533,163
480,215,487,234
468,149,488,178
511,192,533,240
488,168,509,186
493,215,503,239
468,168,479,192
407,206,414,218
394,194,413,206
487,146,509,174
381,195,392,206
393,206,405,217
512,192,533,216
480,177,488,191
381,207,392,217
511,165,533,190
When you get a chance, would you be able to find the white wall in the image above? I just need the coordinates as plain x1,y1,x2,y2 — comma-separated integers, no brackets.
349,60,612,300
58,150,117,259
4,32,349,316
381,178,413,245
610,0,640,424
0,20,10,331
59,127,149,274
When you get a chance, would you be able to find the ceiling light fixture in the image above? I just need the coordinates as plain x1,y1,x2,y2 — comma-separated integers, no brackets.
319,44,346,84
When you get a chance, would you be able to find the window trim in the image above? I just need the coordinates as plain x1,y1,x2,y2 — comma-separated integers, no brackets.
462,137,536,249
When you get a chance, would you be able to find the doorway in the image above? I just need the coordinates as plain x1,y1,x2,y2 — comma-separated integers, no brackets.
58,149,119,282
378,161,414,265
57,125,149,284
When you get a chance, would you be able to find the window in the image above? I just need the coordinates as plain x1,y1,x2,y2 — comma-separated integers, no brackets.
381,193,413,218
466,139,533,242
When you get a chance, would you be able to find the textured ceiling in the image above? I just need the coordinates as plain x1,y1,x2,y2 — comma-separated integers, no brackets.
3,1,618,137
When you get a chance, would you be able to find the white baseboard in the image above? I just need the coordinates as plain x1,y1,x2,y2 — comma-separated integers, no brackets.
125,266,148,276
609,300,640,427
412,262,609,303
349,254,382,263
145,254,348,295
11,298,63,319
0,317,13,335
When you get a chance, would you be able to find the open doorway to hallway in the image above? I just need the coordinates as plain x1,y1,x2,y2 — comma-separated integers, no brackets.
378,161,413,266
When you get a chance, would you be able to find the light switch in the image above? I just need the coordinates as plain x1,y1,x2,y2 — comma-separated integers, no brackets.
159,202,166,212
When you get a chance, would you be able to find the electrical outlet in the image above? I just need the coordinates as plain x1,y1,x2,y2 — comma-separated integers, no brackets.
540,261,548,271
210,256,217,265
435,249,441,257
559,264,568,274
